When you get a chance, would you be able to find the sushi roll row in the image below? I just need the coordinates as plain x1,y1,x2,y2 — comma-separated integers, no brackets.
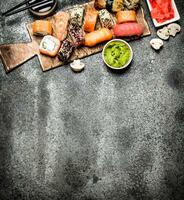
31,0,142,63
32,11,71,58
31,4,115,62
31,7,85,61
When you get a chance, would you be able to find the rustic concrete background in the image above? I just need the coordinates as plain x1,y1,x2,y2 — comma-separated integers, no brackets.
0,0,184,200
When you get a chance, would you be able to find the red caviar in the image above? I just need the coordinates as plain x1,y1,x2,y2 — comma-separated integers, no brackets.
150,0,174,23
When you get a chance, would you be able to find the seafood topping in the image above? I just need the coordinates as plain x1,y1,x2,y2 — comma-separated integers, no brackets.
84,6,98,32
116,10,137,24
85,28,113,47
113,23,144,37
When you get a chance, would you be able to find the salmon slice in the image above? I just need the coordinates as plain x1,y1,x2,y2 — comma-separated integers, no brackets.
113,23,144,37
85,28,113,47
53,11,70,41
84,6,98,32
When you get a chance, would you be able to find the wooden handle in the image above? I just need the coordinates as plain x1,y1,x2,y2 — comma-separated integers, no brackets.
0,42,38,72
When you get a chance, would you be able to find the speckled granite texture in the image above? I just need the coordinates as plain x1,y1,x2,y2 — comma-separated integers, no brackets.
0,0,184,200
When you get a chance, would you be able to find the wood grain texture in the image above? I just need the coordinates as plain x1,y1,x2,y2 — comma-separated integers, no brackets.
0,1,151,73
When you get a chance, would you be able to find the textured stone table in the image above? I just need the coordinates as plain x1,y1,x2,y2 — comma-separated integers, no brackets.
0,1,184,200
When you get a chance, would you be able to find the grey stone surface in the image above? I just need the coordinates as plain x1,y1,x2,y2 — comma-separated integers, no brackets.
0,0,184,200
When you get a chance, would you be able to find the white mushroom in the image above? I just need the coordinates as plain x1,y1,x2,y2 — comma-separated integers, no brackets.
167,23,181,37
70,59,85,72
150,38,164,50
157,27,170,40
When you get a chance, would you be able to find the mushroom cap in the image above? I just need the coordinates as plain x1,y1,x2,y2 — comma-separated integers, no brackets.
167,23,181,37
150,38,164,50
157,27,170,40
70,59,85,72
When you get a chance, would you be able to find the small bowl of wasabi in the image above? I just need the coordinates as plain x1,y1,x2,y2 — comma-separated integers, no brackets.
102,39,133,70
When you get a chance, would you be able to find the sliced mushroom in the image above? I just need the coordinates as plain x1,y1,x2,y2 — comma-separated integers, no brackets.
70,59,85,72
167,23,181,37
150,38,164,50
157,27,170,40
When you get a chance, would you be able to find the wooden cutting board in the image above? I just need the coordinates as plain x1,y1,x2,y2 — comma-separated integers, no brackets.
0,1,151,73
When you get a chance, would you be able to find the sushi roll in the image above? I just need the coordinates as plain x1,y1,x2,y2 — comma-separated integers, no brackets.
94,0,106,9
39,35,61,57
124,0,140,10
70,7,84,27
95,0,124,12
32,20,53,36
84,6,98,32
112,0,124,12
68,23,84,47
99,9,115,29
69,7,85,47
58,39,75,62
53,11,70,42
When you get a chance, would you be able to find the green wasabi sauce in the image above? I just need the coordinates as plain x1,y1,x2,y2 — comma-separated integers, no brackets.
104,41,131,68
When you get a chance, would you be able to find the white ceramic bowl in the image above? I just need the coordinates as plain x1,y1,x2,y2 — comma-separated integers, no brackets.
102,39,133,70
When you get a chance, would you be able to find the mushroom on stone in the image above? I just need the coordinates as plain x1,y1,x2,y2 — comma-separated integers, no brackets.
150,38,164,50
157,27,170,40
70,59,85,72
167,23,181,37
